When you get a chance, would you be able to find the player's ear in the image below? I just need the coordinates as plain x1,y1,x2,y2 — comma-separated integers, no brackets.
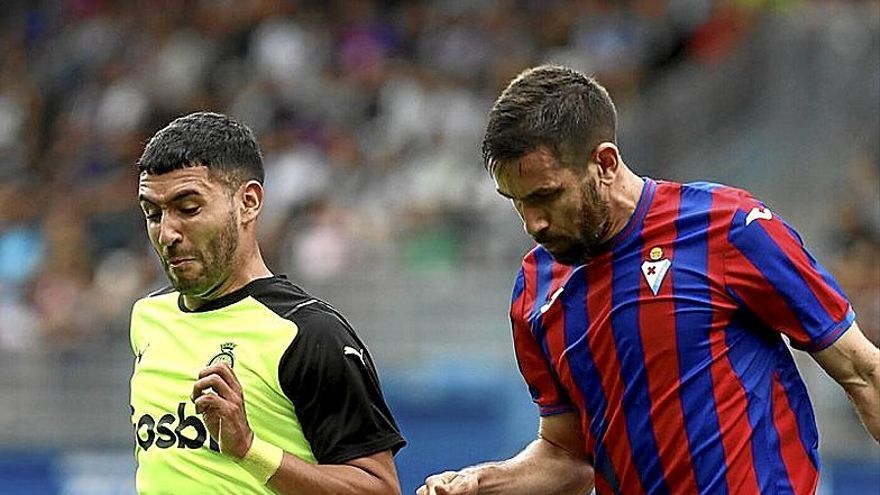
592,142,620,185
239,180,263,225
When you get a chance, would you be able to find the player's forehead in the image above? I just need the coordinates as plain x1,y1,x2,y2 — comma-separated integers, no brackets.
493,148,572,198
138,166,221,204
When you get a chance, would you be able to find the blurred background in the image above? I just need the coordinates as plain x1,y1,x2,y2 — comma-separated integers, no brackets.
0,0,878,493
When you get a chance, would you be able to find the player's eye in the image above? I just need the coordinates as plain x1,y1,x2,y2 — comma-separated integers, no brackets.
144,210,161,222
181,206,200,216
535,190,560,200
526,190,560,205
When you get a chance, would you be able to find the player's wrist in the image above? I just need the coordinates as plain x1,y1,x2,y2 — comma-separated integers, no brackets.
236,433,284,485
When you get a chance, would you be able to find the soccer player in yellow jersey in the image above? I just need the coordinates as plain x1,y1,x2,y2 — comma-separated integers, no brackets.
130,112,405,495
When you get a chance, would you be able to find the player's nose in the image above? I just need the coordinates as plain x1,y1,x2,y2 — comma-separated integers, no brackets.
522,206,550,239
157,215,183,247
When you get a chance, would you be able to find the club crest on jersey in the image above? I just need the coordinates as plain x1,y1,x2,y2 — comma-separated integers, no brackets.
642,247,671,296
207,342,236,368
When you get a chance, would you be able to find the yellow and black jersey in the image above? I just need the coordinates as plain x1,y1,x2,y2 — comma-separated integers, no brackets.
129,275,405,495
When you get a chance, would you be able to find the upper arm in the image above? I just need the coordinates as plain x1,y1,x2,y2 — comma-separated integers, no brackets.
511,267,576,416
723,194,853,351
279,305,405,464
811,321,880,387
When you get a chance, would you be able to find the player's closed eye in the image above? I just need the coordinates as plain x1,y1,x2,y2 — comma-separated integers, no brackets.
525,190,561,205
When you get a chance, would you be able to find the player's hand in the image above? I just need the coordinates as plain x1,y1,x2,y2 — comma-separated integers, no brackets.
190,363,253,459
416,470,478,495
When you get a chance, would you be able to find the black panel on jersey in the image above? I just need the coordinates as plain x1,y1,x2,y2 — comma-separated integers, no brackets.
251,276,406,464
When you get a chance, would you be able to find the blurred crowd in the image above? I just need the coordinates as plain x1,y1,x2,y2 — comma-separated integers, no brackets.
0,0,877,351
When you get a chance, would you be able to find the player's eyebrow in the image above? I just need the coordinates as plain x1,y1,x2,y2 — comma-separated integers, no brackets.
496,186,560,202
138,189,202,206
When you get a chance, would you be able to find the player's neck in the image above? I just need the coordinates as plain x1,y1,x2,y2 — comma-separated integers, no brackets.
604,165,645,242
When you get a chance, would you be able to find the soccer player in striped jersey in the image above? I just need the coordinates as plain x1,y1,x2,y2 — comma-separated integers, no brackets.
131,112,404,495
419,65,879,495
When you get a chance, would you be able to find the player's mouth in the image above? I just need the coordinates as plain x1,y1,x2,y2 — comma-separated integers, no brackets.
538,238,567,253
168,257,196,269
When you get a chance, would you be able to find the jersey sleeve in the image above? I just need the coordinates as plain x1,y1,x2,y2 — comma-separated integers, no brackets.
723,193,855,352
511,267,575,416
278,304,405,464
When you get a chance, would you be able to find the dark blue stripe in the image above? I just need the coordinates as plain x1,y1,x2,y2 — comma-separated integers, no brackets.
682,181,722,192
673,186,728,494
561,266,621,495
529,249,574,405
530,248,556,362
610,239,669,494
729,211,841,351
724,316,795,494
783,223,849,303
774,345,820,471
511,267,525,304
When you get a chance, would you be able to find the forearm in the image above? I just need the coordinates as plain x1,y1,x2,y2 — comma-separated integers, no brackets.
842,353,880,441
463,438,593,495
267,451,400,495
813,324,880,442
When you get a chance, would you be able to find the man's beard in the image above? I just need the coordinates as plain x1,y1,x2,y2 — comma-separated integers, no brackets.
540,179,611,266
165,219,240,298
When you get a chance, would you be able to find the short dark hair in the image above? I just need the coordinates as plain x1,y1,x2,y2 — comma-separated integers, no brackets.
481,64,617,175
137,112,264,186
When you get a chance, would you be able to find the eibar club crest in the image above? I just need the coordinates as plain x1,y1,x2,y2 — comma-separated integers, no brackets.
641,246,671,296
207,342,237,368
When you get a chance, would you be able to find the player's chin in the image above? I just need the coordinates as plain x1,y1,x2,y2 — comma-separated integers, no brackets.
546,245,585,266
168,274,208,295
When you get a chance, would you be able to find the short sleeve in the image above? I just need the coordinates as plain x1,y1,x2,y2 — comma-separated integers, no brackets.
278,304,405,464
723,195,854,352
511,267,575,416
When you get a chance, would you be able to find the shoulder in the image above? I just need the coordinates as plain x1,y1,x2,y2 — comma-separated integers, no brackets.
512,246,576,321
669,181,767,229
249,276,359,348
518,244,559,275
248,276,319,318
131,285,177,313
513,245,549,310
678,181,760,210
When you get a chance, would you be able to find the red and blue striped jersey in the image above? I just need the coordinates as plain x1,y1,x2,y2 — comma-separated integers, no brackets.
511,178,854,495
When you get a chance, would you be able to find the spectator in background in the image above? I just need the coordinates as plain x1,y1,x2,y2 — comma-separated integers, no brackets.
0,0,779,352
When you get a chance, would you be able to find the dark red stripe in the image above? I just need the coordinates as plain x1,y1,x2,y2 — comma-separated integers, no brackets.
594,473,614,495
725,245,813,346
771,373,819,494
636,183,700,493
521,251,538,323
541,261,576,405
587,255,645,495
